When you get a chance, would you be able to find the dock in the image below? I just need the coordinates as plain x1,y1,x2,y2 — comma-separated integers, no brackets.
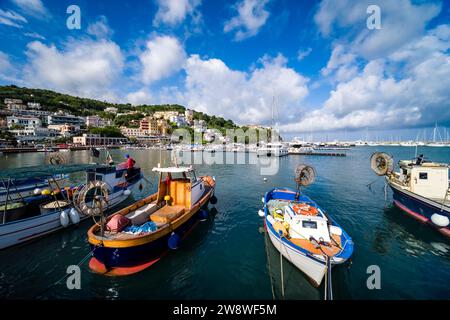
289,152,347,157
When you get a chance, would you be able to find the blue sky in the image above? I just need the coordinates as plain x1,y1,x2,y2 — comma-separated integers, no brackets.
0,0,450,140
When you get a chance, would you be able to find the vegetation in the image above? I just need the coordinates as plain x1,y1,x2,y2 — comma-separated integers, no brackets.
88,126,124,137
0,85,240,132
0,129,17,146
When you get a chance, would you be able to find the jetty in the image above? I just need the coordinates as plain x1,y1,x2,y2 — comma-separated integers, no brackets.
289,151,347,157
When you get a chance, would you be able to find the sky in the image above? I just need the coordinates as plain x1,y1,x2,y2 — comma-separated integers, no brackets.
0,0,450,140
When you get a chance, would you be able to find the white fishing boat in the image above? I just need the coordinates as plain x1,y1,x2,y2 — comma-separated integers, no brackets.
257,143,288,157
0,163,143,249
260,165,354,291
371,153,450,237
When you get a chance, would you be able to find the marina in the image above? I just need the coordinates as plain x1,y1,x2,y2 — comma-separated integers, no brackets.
0,146,449,299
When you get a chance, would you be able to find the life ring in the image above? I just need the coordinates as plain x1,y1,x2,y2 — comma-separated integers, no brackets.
292,204,318,216
76,181,109,216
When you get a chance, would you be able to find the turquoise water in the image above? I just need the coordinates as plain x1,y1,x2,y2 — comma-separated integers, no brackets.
0,147,449,299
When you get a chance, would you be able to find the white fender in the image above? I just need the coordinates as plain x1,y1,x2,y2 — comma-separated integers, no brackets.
69,208,80,224
258,209,265,217
60,210,70,227
33,188,42,195
261,197,265,203
329,225,343,236
431,213,450,227
123,189,131,196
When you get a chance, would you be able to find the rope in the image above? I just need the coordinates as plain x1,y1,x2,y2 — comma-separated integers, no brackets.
36,246,97,299
263,225,276,300
280,244,285,299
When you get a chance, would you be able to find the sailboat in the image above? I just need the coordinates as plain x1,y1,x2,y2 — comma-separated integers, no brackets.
427,123,446,147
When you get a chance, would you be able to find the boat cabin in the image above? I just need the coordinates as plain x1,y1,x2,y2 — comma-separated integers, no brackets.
152,166,205,210
394,160,449,200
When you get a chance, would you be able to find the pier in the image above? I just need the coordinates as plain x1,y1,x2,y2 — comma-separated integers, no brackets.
289,152,347,157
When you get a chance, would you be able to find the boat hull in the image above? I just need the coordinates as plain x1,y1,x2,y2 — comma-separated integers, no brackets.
266,221,326,287
0,180,141,250
89,210,202,273
389,182,450,237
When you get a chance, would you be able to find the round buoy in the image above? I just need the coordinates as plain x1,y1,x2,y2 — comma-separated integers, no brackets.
258,210,264,217
431,213,450,227
263,178,267,182
168,233,181,250
69,208,80,224
199,209,208,221
210,195,217,204
60,210,70,227
41,189,51,196
124,189,131,196
33,188,42,195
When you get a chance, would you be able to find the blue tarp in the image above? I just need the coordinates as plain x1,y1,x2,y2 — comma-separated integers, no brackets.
123,221,158,234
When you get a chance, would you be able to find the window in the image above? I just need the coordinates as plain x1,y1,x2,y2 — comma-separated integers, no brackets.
302,220,317,229
419,172,428,180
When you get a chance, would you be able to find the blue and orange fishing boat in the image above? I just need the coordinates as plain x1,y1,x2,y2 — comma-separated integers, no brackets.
87,165,216,275
260,165,354,290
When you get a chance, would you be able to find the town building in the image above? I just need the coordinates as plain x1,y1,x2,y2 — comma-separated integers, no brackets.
185,109,194,125
47,112,85,129
10,127,59,142
72,134,128,146
157,119,171,135
27,102,41,109
104,107,118,114
140,117,159,134
86,115,111,127
7,115,42,128
193,119,207,133
153,111,179,120
48,124,76,136
4,98,26,111
169,115,187,127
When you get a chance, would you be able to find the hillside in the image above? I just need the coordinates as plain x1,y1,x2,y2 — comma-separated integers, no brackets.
0,85,237,131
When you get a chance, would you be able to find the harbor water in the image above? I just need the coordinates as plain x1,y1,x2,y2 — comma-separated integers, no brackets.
0,146,449,299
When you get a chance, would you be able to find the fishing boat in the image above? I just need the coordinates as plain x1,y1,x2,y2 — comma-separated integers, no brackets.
257,142,288,157
0,174,67,203
371,153,450,237
87,165,216,276
0,162,143,249
259,165,354,289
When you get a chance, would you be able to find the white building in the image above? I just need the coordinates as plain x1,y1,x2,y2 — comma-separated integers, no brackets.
169,115,187,127
47,124,76,137
153,111,180,120
193,119,207,133
10,127,59,142
27,102,41,109
104,107,118,114
73,134,128,146
7,115,42,128
5,98,26,111
47,112,85,128
185,109,194,125
86,115,111,127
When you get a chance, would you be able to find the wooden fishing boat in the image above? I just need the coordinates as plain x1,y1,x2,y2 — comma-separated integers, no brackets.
87,165,216,276
260,165,354,289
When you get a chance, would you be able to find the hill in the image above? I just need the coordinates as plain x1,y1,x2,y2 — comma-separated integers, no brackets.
0,85,237,131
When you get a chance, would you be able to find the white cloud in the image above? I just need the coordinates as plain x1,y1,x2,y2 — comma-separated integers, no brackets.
283,24,450,133
87,16,113,39
11,0,49,18
139,35,186,84
126,89,153,105
297,47,312,61
0,9,27,28
23,32,45,40
23,39,124,100
153,0,201,26
175,53,308,124
224,0,270,41
321,44,358,82
0,51,20,83
314,0,441,59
